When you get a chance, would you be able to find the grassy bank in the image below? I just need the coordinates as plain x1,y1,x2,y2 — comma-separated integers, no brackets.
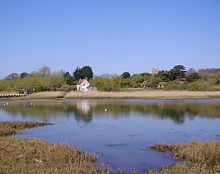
149,140,220,174
23,91,66,99
2,90,220,100
65,91,220,99
0,121,112,174
0,121,48,136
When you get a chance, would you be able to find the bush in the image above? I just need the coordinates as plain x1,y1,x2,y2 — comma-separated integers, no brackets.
90,76,123,91
167,81,187,90
186,80,210,91
0,74,65,92
187,72,200,82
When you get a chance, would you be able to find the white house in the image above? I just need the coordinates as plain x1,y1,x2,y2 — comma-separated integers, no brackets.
77,79,90,92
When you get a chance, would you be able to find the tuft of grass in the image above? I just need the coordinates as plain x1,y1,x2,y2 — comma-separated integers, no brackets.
149,140,220,174
0,121,48,136
148,162,220,174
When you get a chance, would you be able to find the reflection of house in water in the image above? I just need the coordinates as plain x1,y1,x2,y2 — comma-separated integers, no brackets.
76,100,98,123
76,100,99,114
76,100,91,114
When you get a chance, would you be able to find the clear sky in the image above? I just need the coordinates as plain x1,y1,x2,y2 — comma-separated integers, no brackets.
0,0,220,78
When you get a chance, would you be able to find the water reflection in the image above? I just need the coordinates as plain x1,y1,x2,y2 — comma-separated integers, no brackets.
1,99,220,173
0,99,220,124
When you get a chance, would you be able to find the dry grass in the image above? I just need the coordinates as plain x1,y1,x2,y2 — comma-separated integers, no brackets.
7,90,220,99
148,162,220,174
0,121,48,136
65,91,220,99
23,91,65,99
0,121,114,174
0,137,112,174
149,140,220,174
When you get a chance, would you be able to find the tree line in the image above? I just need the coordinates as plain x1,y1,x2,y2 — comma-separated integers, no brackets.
0,66,93,92
0,65,220,92
91,65,220,91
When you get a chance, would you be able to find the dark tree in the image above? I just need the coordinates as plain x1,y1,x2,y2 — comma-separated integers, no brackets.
74,66,93,80
187,72,200,82
121,72,130,79
20,72,29,79
64,72,71,78
169,65,186,81
73,67,81,80
140,72,150,77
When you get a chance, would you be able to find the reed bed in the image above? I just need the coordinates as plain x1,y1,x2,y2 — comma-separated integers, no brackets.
149,140,220,174
0,121,48,136
0,121,113,174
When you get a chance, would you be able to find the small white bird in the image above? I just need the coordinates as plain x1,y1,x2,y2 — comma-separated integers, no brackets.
104,109,108,112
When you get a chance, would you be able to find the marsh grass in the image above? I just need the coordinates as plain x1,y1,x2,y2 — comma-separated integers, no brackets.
1,121,220,174
0,121,114,174
65,91,220,99
149,140,220,174
0,137,113,174
0,121,48,136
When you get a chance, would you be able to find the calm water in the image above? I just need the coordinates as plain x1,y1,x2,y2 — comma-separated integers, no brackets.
0,99,220,173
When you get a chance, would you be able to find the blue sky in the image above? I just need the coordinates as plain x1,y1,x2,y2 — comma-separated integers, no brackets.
0,0,220,78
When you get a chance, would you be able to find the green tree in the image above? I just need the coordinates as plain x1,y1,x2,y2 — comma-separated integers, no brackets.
157,70,170,82
187,72,200,82
130,74,145,88
140,72,150,79
112,76,123,91
63,72,74,85
146,75,162,88
90,76,113,91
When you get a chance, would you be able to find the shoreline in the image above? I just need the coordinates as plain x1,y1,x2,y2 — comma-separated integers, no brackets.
2,90,220,100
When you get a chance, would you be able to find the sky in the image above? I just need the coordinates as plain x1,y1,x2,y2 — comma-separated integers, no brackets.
0,0,220,78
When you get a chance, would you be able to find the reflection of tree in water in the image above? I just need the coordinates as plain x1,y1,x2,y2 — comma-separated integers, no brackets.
146,104,185,124
0,100,220,124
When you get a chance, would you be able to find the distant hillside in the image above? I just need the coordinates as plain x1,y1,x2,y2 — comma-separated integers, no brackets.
99,74,114,77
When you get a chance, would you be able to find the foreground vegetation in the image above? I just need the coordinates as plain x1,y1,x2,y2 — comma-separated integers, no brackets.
0,65,220,92
0,121,48,136
0,121,113,174
0,121,219,173
149,140,220,174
